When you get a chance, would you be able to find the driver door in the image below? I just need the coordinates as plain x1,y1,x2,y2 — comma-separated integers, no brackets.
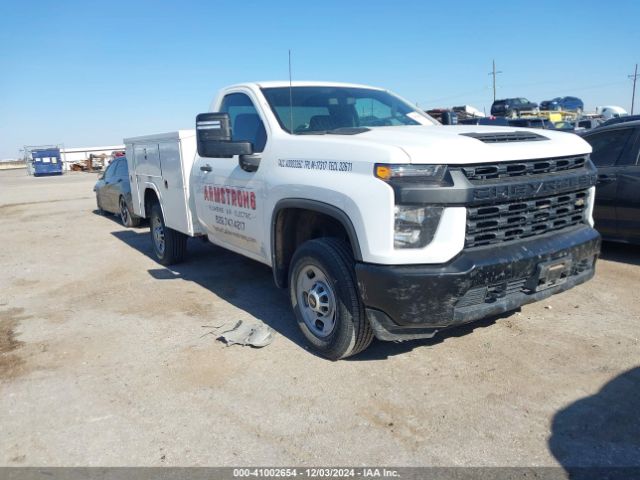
193,91,269,261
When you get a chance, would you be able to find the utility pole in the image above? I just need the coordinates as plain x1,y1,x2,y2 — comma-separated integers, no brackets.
629,63,639,115
488,60,503,102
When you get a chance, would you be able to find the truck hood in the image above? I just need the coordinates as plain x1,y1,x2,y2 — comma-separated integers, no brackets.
345,125,592,164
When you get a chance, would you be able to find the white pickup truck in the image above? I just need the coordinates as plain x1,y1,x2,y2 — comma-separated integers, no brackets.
125,81,600,359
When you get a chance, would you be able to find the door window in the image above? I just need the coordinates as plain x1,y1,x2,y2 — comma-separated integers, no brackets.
585,128,634,167
220,93,267,152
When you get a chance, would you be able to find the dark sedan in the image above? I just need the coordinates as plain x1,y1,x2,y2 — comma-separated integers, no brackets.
490,98,538,117
94,156,141,227
539,96,584,114
581,120,640,244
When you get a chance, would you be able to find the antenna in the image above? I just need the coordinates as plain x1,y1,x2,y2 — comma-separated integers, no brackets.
288,49,294,134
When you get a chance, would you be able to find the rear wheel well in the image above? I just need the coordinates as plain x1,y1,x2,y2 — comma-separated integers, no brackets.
273,207,357,288
144,189,159,219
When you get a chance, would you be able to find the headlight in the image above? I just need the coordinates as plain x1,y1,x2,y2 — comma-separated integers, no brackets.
394,205,444,249
374,164,446,183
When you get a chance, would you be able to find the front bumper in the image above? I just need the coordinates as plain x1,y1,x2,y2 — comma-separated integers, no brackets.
355,225,600,341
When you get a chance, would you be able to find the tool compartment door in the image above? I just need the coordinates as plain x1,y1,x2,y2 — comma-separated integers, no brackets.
158,140,191,234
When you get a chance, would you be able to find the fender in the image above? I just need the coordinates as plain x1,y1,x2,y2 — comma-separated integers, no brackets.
271,198,363,288
140,181,165,219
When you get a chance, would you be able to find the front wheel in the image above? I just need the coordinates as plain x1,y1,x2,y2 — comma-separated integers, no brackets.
149,203,187,265
289,238,373,360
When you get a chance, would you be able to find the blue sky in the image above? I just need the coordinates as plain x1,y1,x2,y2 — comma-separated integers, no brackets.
0,0,638,158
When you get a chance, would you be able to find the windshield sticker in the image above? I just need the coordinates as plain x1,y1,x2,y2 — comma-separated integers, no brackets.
278,159,352,172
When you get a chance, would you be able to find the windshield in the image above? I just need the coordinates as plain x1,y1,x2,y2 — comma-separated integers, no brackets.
261,86,435,134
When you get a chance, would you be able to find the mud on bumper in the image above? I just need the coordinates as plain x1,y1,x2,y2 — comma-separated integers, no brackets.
355,225,600,341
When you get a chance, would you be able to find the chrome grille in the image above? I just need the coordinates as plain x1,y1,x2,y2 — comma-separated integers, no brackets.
466,190,589,248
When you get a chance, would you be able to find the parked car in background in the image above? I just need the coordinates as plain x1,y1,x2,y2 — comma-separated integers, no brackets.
490,98,538,117
576,118,603,130
425,108,458,125
539,96,584,114
581,120,640,244
508,118,555,129
599,114,640,128
94,156,141,227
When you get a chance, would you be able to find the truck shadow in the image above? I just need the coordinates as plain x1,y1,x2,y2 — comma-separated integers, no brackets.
599,241,640,266
111,230,507,360
548,366,640,477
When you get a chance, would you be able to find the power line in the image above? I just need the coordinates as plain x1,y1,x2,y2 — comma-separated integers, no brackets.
629,63,639,115
488,60,503,102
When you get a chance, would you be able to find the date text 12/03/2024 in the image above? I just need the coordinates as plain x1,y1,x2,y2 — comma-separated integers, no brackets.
233,468,399,478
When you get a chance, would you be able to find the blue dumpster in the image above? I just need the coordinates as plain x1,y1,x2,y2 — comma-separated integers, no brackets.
31,148,63,176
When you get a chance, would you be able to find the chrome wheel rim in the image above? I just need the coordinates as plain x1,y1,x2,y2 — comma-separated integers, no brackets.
296,264,336,337
120,198,129,225
151,213,165,256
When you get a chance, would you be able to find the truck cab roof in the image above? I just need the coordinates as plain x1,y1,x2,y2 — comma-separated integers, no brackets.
225,81,387,91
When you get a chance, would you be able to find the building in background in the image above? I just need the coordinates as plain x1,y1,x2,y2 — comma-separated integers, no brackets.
61,145,125,171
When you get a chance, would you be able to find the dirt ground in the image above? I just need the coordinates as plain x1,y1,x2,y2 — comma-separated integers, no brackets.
0,169,638,468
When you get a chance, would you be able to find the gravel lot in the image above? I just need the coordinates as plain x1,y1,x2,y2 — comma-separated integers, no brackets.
1,169,638,468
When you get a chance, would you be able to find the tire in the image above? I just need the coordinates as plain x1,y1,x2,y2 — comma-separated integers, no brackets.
289,238,373,360
119,195,141,228
149,202,187,265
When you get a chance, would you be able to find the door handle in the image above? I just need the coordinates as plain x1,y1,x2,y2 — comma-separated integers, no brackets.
200,164,212,172
117,178,123,183
597,174,616,184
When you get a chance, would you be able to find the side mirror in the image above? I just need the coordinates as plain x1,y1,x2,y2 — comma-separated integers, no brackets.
98,172,105,180
196,112,253,158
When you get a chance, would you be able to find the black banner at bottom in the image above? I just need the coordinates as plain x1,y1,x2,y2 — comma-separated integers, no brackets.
1,467,639,480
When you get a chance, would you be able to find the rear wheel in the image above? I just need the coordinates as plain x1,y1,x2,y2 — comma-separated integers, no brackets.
289,238,373,360
119,196,140,227
149,203,187,265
